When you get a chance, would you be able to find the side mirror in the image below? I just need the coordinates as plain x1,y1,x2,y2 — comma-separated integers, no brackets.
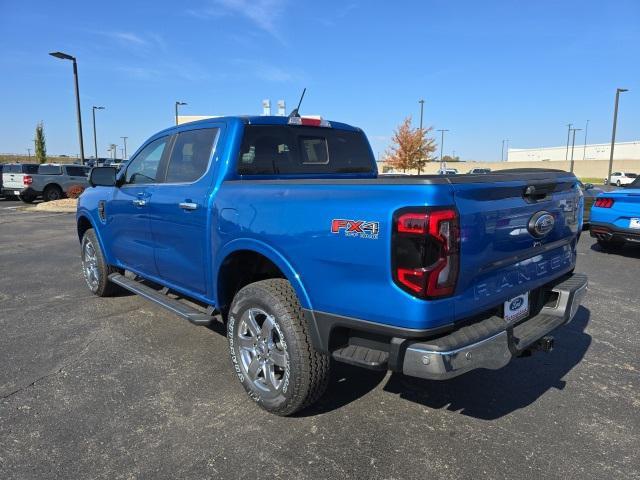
89,167,117,187
584,183,594,190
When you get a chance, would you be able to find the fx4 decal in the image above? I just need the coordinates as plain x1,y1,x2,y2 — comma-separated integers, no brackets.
331,219,380,239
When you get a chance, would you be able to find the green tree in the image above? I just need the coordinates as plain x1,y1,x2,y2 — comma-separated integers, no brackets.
34,122,47,164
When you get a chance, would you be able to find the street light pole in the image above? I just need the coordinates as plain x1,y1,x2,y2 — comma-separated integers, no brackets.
569,128,582,173
565,123,573,161
121,136,128,159
175,101,187,125
49,51,85,165
582,119,589,161
437,129,449,170
27,148,31,159
607,88,629,184
501,139,506,161
92,106,105,160
418,99,425,131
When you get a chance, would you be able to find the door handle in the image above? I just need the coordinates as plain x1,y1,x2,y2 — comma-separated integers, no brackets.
179,202,198,211
132,199,147,207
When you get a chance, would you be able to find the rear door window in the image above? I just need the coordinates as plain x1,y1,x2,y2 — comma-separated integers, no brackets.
66,166,88,177
22,164,40,174
38,165,62,175
238,125,374,176
164,128,218,183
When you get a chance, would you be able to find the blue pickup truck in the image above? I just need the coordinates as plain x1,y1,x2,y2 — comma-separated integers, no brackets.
77,115,588,415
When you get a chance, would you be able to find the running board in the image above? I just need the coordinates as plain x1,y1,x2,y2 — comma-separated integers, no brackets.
108,273,215,326
332,344,389,371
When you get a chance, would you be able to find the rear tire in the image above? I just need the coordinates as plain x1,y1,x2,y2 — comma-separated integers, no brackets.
18,193,36,204
616,180,621,187
81,229,120,296
43,185,63,202
227,279,329,416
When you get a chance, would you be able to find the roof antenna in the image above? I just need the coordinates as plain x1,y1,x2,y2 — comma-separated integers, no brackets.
288,88,306,118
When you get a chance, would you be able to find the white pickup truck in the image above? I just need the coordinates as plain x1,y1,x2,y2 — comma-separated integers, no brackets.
2,163,90,203
1,163,40,200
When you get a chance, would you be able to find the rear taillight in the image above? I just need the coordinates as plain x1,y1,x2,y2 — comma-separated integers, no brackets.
392,208,460,299
23,175,32,185
594,197,614,208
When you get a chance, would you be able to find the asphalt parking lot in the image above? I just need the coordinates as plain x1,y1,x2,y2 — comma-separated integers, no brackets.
0,198,638,480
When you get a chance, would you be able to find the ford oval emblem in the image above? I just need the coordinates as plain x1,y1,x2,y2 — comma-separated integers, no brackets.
510,297,524,311
528,211,555,238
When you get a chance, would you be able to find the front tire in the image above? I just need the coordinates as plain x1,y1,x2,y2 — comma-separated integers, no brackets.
616,180,621,187
43,185,63,202
81,229,120,296
227,279,329,416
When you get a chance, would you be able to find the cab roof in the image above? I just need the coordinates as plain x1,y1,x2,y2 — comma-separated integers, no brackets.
154,115,361,137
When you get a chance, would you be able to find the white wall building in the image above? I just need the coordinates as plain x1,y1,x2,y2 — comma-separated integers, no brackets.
508,140,640,162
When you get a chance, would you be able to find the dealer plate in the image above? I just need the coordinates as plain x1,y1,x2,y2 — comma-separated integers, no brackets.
630,218,640,229
504,292,530,323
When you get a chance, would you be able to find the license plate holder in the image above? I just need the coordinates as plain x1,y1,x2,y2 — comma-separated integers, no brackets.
504,292,530,324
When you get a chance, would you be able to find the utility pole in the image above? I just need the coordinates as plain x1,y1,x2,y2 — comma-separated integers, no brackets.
27,148,31,159
582,119,589,161
121,136,128,159
607,88,628,184
92,106,105,160
49,51,86,165
175,101,187,125
565,123,573,161
569,128,582,173
437,129,449,171
501,139,506,161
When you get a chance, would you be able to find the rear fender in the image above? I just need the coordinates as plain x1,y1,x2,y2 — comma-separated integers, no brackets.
215,238,312,310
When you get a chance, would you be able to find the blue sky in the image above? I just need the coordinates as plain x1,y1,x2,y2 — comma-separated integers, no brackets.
0,0,638,161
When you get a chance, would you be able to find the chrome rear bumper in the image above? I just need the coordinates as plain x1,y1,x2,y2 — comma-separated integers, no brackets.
402,273,588,381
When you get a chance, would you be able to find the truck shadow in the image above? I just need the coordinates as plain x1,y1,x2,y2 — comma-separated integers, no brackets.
301,307,591,418
590,242,640,259
382,306,591,420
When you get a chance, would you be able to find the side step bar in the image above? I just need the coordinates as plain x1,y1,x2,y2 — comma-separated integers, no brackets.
108,273,215,326
332,344,389,371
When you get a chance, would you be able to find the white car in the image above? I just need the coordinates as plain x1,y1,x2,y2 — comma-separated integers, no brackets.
606,172,637,187
437,168,458,175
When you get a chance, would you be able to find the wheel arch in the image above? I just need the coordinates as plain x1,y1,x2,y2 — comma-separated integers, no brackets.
215,239,312,315
76,212,114,265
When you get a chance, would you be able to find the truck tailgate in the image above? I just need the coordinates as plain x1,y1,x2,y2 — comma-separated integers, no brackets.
450,171,582,320
3,173,25,190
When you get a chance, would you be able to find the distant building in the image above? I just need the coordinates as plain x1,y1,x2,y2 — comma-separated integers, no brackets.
508,141,640,162
176,115,217,125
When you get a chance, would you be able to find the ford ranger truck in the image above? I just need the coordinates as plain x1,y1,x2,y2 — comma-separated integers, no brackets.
77,115,588,416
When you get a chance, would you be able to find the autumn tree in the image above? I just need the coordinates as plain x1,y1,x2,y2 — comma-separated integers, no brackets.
414,125,437,174
34,121,47,164
385,116,436,174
